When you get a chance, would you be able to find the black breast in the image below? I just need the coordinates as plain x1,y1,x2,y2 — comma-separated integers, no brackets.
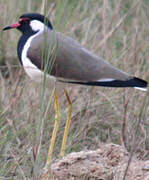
17,32,36,65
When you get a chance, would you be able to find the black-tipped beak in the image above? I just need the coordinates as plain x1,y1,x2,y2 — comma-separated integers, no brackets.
3,22,21,31
3,26,11,31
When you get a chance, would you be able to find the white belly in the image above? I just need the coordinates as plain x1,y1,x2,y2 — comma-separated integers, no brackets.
23,57,44,82
22,56,56,82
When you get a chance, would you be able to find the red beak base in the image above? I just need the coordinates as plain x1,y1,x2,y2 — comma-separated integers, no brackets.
3,22,20,31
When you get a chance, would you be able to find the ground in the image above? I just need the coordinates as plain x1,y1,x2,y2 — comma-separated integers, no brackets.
40,143,149,180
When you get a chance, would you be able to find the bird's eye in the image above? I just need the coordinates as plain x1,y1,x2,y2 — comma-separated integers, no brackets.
19,17,30,23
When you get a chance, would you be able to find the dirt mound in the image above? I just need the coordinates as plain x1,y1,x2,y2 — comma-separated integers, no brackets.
41,143,149,180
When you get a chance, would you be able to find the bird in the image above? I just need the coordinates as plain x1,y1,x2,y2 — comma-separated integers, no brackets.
3,13,148,164
3,13,148,91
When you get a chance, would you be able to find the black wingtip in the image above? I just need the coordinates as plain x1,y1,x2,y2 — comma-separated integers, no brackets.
132,77,148,88
59,77,148,91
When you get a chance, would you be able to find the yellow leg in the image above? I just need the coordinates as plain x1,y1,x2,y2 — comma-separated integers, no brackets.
45,90,61,167
60,89,72,157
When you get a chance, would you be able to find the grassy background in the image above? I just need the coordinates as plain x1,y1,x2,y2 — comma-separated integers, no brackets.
0,0,149,179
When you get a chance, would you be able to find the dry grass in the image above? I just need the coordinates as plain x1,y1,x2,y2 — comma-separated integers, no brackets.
0,0,149,179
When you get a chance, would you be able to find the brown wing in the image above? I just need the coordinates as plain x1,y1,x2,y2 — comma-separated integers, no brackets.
27,30,131,82
53,32,131,81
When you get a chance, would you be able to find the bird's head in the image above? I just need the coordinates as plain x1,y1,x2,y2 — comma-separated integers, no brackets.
3,13,53,34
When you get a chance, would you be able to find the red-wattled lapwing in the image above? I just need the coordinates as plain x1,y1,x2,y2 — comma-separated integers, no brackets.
3,13,148,164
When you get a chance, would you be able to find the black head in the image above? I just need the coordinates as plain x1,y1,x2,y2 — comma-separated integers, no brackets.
3,13,53,34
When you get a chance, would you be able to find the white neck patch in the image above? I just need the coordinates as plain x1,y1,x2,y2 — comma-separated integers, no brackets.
30,20,46,32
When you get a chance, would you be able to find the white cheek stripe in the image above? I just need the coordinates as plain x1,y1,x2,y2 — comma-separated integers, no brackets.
21,29,55,82
30,20,45,32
